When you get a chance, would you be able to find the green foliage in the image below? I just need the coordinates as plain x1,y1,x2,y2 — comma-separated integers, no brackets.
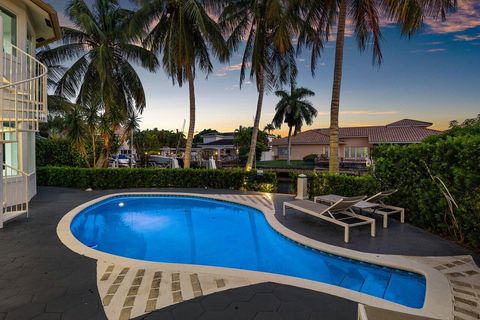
302,154,318,162
372,120,480,247
257,160,314,169
37,167,277,192
234,126,269,162
36,138,84,167
291,173,379,198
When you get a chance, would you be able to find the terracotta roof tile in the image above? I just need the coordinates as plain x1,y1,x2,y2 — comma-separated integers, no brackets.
271,119,441,146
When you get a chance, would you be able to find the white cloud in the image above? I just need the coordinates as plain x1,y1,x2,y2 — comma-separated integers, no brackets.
424,1,480,34
454,33,480,41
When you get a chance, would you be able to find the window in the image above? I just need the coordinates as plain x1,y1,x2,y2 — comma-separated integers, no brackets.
1,7,17,54
344,147,369,160
26,132,36,173
2,132,18,176
278,147,288,156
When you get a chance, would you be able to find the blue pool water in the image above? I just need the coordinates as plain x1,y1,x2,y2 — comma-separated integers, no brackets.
71,195,426,308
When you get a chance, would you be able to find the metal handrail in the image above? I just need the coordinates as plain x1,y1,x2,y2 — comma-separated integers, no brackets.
0,44,48,89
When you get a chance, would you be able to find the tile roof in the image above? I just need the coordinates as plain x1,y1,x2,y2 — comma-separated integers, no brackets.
271,119,441,146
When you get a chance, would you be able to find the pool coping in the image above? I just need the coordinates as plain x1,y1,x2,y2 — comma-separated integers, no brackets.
56,192,453,320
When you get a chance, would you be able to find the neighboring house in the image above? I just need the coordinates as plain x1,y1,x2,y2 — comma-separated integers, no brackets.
198,132,237,160
271,119,441,163
1,0,61,227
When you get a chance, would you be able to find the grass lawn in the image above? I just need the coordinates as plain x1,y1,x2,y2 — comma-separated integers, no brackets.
256,160,315,169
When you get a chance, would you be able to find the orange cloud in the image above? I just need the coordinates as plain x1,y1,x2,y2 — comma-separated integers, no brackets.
424,1,480,34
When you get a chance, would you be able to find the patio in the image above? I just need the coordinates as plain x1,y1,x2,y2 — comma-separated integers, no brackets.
0,187,478,320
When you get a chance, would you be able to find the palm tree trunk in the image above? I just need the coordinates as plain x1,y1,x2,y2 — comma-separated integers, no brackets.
92,133,96,167
287,125,293,165
328,0,347,173
183,65,196,169
245,70,265,171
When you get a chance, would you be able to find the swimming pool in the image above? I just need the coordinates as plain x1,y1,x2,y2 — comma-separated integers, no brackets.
70,195,426,308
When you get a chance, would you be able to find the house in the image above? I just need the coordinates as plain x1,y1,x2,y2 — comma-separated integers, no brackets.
1,0,61,227
271,119,441,163
198,132,237,160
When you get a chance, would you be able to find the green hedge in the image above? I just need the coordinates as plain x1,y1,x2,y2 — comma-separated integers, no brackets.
37,167,277,193
290,172,379,197
36,138,84,167
372,133,480,247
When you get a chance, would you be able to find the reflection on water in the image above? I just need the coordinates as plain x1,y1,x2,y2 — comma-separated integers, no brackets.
71,196,426,308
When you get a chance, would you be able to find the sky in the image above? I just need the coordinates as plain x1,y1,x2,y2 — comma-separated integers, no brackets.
45,0,480,135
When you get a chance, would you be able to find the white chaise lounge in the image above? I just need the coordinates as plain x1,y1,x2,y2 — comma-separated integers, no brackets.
283,196,376,243
364,190,405,228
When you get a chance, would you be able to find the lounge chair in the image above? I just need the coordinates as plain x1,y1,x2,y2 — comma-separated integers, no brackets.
283,196,375,243
363,190,405,228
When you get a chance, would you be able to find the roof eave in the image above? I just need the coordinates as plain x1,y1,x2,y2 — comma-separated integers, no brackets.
30,0,62,46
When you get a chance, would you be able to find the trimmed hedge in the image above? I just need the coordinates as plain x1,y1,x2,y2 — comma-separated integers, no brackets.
290,172,379,197
36,138,84,167
372,133,480,248
37,167,277,193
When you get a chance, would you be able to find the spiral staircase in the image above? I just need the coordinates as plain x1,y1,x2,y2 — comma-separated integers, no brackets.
1,41,48,228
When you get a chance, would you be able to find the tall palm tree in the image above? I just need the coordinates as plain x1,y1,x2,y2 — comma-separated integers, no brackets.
219,0,299,171
64,105,89,166
41,0,158,166
272,86,317,165
132,0,229,168
299,0,457,173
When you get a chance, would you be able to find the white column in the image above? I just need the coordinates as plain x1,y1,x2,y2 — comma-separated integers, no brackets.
295,174,308,200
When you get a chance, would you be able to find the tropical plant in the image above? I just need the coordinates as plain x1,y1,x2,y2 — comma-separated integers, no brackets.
272,86,317,164
132,0,229,168
40,0,158,166
219,0,299,171
64,105,89,166
234,126,269,164
264,123,275,134
121,111,142,167
298,0,458,172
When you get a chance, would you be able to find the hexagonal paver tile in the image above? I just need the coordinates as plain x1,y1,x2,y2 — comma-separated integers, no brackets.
250,293,280,312
254,312,283,320
251,283,276,293
223,301,258,320
225,286,255,302
201,293,231,311
5,303,45,320
31,313,62,320
278,301,310,320
171,302,204,319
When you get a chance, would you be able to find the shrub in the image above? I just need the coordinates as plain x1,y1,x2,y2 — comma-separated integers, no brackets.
36,138,84,167
372,128,480,248
290,172,379,197
37,167,277,192
302,154,318,162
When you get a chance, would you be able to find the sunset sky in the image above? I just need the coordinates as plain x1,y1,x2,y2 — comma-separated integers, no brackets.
46,0,480,136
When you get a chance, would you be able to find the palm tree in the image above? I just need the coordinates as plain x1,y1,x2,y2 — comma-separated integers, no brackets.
219,0,299,171
132,0,229,168
83,103,100,167
121,111,142,167
299,0,457,173
40,0,158,166
264,123,275,134
272,86,317,165
64,105,89,166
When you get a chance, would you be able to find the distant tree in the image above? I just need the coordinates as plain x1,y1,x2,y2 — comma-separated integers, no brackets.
194,129,219,144
264,124,275,134
272,86,317,164
234,126,269,164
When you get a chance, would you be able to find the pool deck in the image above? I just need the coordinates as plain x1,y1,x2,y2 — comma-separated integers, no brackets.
0,187,479,320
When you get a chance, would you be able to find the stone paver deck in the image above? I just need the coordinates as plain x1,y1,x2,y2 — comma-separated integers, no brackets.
1,187,479,320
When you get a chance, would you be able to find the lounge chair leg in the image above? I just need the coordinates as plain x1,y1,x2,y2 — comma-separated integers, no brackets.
383,215,388,229
371,220,376,237
344,227,349,243
400,209,405,223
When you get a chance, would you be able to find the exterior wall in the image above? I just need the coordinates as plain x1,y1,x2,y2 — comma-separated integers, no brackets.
272,137,373,161
202,134,234,144
273,145,328,160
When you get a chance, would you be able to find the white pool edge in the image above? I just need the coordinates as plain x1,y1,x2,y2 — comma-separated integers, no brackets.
57,192,453,320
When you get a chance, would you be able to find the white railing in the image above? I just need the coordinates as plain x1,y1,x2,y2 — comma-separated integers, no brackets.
1,163,30,228
1,42,48,142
